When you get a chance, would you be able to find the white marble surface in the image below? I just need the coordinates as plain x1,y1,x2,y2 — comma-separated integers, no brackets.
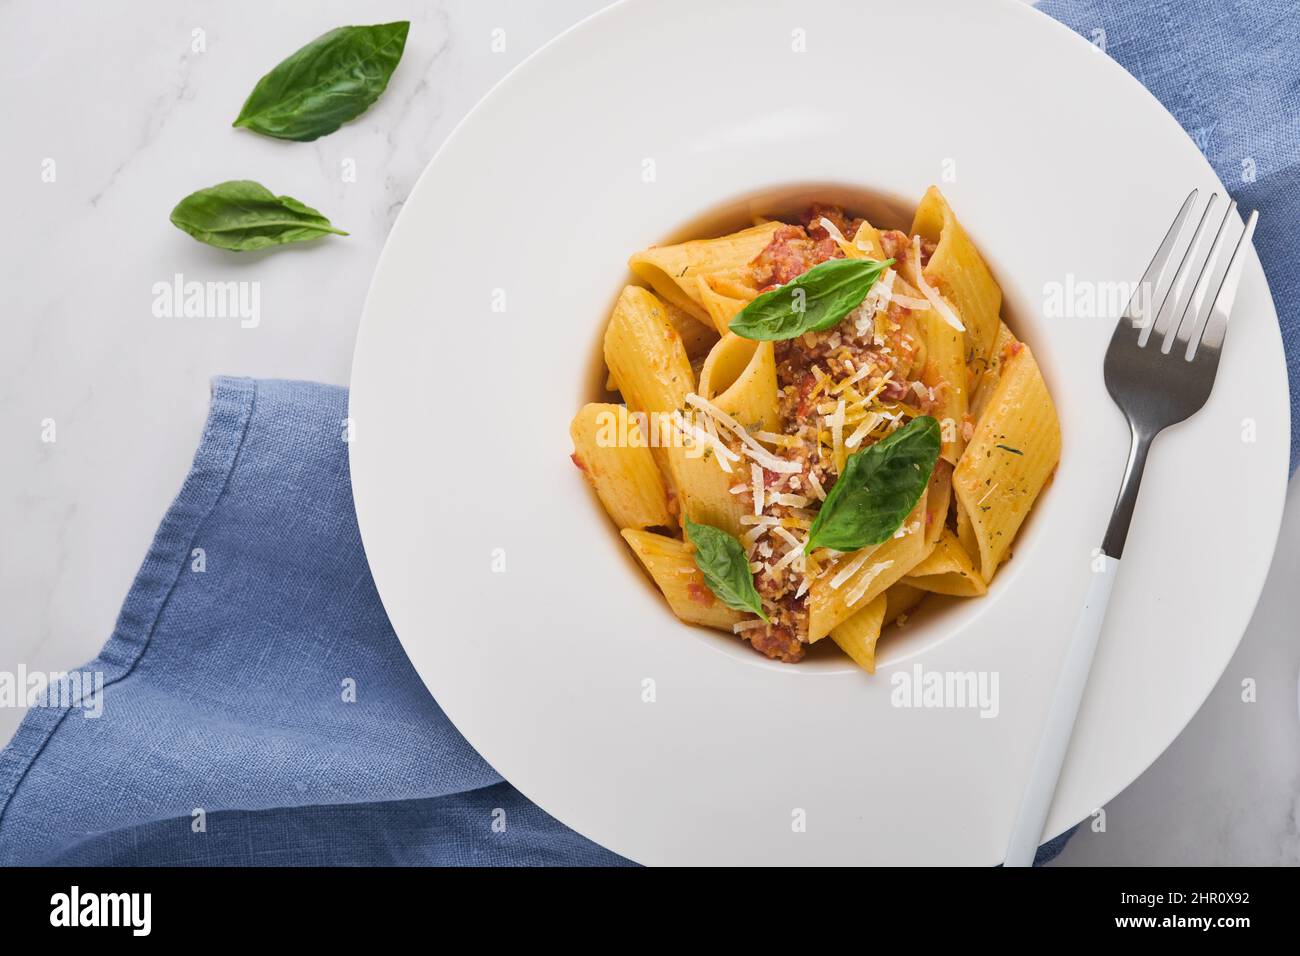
1,0,1296,866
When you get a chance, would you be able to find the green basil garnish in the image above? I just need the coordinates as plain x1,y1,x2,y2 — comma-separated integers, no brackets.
233,22,410,142
170,180,348,251
684,519,768,621
729,257,894,341
804,416,941,553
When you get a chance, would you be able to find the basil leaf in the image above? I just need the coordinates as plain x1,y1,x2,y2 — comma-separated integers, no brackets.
729,257,894,341
805,416,941,553
170,180,348,251
684,519,768,621
233,22,410,141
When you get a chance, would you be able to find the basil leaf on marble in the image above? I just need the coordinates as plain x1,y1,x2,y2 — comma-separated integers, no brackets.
170,180,347,251
233,22,410,141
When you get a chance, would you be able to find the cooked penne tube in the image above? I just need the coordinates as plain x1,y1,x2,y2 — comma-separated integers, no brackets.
697,334,779,434
628,222,781,323
911,186,1003,370
621,528,745,631
830,592,888,673
807,495,933,642
902,528,987,597
967,320,1017,426
953,343,1060,582
901,272,968,463
603,285,694,416
883,582,928,624
570,403,672,531
603,285,752,535
577,192,1058,671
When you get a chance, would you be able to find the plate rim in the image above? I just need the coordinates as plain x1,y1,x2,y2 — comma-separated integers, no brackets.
349,0,1289,864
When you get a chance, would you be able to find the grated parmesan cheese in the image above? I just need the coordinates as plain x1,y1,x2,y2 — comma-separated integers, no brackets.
818,216,848,246
770,524,803,551
891,292,931,310
845,561,893,607
829,550,872,588
807,471,827,501
771,493,810,508
833,362,876,394
685,393,802,474
671,411,738,473
845,412,882,449
828,398,846,472
913,236,965,331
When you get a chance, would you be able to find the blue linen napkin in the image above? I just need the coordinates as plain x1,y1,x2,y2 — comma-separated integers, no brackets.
1038,0,1300,471
4,0,1296,867
0,376,1070,866
0,378,624,866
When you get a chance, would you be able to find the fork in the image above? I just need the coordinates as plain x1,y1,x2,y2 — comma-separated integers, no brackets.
1003,189,1259,867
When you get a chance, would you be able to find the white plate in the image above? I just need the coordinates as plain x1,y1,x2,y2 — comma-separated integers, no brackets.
350,0,1287,864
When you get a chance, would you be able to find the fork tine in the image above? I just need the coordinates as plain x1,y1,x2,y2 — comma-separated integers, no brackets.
1116,189,1198,344
1195,209,1258,357
1172,199,1236,355
1144,193,1218,347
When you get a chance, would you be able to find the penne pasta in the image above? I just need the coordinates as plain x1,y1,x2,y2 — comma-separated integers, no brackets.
902,528,988,597
952,343,1060,582
967,320,1017,427
570,403,673,531
602,284,748,536
628,222,781,323
924,460,953,547
884,582,928,624
911,186,1003,370
697,334,779,433
902,272,968,463
830,579,933,674
830,592,888,673
621,529,745,631
603,285,694,416
807,495,934,642
577,190,1059,671
605,297,716,392
663,441,751,538
696,278,751,335
851,220,887,260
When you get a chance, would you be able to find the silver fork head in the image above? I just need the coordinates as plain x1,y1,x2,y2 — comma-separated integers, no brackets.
1104,188,1259,437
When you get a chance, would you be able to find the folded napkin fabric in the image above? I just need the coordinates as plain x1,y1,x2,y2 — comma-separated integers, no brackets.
0,378,623,866
0,377,1073,865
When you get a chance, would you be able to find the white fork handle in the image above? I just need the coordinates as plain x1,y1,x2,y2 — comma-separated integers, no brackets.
1003,555,1119,866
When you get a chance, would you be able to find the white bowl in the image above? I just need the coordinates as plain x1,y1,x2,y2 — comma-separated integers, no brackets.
350,0,1287,864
